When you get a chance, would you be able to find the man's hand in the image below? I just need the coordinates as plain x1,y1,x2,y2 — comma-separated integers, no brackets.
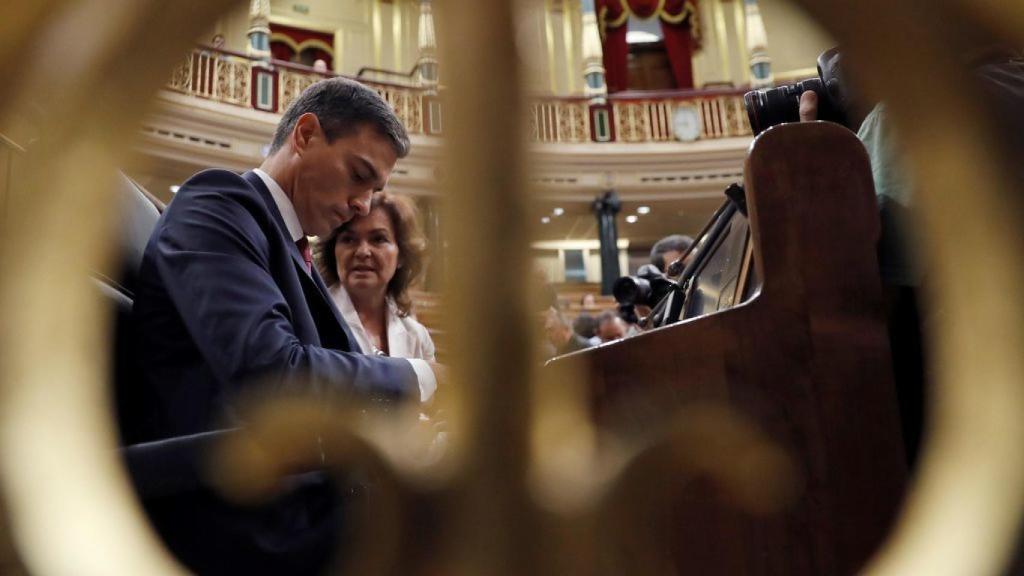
799,90,819,122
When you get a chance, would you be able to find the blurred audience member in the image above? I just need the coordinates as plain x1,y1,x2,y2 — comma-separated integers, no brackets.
580,293,596,308
572,313,601,346
597,311,628,343
545,307,593,356
618,304,641,337
650,234,693,273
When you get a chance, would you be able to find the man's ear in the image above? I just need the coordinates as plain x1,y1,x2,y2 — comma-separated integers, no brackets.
292,113,322,155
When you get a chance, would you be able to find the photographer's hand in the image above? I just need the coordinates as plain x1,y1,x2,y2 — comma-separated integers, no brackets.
799,90,819,122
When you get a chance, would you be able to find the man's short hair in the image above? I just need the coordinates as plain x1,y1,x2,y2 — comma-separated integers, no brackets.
650,234,694,270
270,77,410,158
573,313,598,339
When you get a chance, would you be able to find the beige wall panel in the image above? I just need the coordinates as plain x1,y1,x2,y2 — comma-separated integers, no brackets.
518,1,588,96
549,6,569,94
722,0,749,85
757,0,835,79
271,0,371,29
692,0,733,86
402,1,420,71
261,0,420,74
208,3,252,52
518,3,552,94
340,28,374,75
533,252,564,283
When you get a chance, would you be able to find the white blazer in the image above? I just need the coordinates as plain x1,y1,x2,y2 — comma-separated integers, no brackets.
329,284,436,362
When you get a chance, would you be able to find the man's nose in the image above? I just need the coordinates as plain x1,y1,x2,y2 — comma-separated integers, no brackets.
351,189,372,217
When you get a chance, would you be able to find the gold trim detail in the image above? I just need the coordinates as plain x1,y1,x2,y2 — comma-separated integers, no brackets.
269,33,335,57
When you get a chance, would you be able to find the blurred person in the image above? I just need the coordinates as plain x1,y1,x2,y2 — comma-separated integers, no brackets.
580,293,597,308
313,58,329,73
545,307,593,356
618,304,641,337
572,313,602,346
650,234,693,273
316,192,435,361
597,310,628,343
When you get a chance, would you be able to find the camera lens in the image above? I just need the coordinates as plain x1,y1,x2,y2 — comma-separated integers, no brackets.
612,276,651,306
744,79,824,135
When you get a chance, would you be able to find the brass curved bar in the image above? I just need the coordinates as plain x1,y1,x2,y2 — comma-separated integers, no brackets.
207,395,420,576
787,1,1024,574
0,1,240,574
596,404,800,576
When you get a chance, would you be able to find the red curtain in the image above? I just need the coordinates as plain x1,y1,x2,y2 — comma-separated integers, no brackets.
271,43,295,62
597,0,630,93
597,0,699,92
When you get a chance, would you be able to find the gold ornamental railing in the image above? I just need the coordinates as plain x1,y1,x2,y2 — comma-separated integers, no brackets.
166,47,430,139
168,47,751,144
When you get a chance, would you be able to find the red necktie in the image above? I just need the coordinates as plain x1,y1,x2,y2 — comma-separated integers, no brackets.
296,237,312,274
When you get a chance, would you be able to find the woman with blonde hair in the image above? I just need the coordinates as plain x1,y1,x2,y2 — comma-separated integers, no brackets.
316,191,434,361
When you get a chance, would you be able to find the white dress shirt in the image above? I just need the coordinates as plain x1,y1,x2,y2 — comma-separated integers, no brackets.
252,168,437,402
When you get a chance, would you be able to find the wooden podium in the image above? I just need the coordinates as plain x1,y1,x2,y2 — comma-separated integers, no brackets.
547,122,907,575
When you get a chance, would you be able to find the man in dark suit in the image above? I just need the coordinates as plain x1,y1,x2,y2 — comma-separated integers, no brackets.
130,77,437,574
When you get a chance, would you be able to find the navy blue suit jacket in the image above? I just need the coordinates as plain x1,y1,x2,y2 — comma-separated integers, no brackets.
129,169,418,574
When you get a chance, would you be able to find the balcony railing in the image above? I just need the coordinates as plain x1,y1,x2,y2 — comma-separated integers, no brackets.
167,47,752,144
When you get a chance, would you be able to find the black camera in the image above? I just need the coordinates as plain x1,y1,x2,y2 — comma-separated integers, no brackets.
612,264,678,308
743,47,850,135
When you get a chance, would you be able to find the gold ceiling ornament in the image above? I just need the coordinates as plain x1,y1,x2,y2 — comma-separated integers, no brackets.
0,1,1023,575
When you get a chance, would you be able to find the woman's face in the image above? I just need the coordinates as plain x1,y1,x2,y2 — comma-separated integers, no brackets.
335,207,401,298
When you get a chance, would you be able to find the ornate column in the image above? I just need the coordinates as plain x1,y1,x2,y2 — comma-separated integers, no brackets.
248,0,276,112
247,0,271,60
744,0,772,87
417,0,439,91
580,0,607,98
593,190,621,294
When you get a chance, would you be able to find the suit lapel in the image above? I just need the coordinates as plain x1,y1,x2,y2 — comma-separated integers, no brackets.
242,171,309,276
311,267,357,344
242,170,356,348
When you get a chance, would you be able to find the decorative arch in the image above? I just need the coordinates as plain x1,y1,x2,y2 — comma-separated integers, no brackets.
269,23,335,69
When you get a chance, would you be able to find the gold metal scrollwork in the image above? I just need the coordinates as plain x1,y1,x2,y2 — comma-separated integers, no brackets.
0,1,1023,575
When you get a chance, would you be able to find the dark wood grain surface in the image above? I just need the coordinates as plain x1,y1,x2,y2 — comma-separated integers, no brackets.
548,121,907,575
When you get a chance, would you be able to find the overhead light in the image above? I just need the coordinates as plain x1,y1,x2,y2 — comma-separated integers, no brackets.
169,185,180,194
637,206,651,215
552,207,565,216
541,216,551,224
625,215,638,223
